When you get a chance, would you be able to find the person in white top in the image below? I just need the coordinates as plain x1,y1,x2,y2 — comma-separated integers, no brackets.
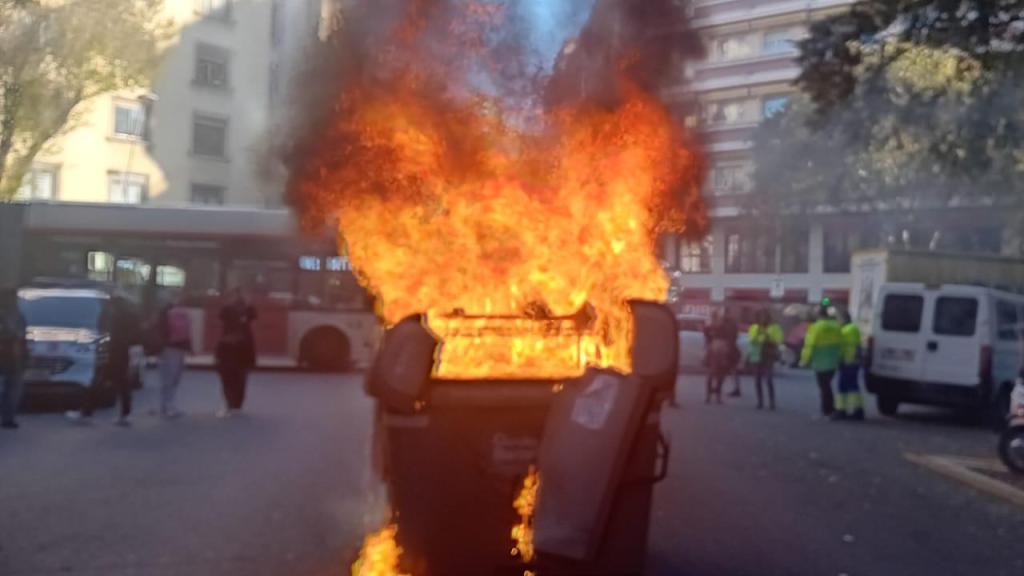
157,294,192,418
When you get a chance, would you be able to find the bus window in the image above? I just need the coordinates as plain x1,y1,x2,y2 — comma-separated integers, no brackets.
297,270,325,308
115,257,152,305
227,260,293,302
155,264,187,306
157,265,186,288
326,272,368,310
87,251,114,282
186,258,221,299
29,246,85,279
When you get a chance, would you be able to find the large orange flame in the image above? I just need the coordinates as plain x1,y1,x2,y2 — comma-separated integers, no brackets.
291,1,706,379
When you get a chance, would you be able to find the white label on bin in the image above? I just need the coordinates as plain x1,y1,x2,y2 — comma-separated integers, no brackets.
571,374,620,430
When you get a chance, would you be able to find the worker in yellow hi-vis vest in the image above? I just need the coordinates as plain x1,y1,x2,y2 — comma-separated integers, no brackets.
837,310,866,421
801,300,843,418
747,309,783,410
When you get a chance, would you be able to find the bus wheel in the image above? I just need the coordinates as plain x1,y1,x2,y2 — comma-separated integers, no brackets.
300,327,351,372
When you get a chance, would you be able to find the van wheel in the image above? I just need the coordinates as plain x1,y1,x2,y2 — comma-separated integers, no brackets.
300,327,351,372
877,395,899,417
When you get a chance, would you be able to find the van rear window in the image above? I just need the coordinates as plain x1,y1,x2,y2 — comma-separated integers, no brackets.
881,294,923,333
996,301,1020,341
934,297,978,337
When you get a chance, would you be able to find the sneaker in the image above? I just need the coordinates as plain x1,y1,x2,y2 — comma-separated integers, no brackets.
727,390,741,398
829,411,848,421
849,409,866,421
216,409,234,419
65,411,93,425
162,410,184,419
1,421,18,430
113,417,132,427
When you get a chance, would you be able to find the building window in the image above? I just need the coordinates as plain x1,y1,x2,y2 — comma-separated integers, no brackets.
709,163,752,195
192,114,228,158
702,98,753,126
762,95,790,119
824,226,880,273
113,100,145,138
15,164,58,200
194,43,230,89
108,172,148,204
713,33,755,61
679,236,712,274
191,183,226,205
195,0,231,19
762,27,801,55
725,229,776,274
779,223,809,273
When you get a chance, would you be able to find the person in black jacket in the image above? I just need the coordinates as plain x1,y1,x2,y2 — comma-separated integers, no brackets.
216,288,256,417
0,287,27,430
66,294,141,426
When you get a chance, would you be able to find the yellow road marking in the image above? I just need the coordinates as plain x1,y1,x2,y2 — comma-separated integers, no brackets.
904,453,1024,509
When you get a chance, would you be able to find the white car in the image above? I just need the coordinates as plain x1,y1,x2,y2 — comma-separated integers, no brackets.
19,286,143,406
676,314,750,373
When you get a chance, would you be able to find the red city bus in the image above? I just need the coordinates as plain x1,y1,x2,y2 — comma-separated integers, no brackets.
13,202,380,370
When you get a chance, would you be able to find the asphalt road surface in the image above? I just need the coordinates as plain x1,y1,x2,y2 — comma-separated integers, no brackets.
1,369,1022,576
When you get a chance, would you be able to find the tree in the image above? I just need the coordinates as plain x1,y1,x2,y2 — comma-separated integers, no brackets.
751,0,1024,250
0,0,168,198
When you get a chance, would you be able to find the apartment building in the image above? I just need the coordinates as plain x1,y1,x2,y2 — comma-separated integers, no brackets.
659,0,860,310
15,0,323,207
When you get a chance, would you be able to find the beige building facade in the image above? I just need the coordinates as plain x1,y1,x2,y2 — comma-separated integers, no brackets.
663,0,868,307
17,0,323,207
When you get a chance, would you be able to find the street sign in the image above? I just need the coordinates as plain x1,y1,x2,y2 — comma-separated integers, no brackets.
770,277,785,299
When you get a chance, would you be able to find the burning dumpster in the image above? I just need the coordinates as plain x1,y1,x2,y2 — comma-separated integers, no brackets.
365,300,675,575
283,2,709,574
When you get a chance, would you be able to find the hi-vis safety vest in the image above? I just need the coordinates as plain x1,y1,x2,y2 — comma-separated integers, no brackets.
801,318,843,373
747,323,783,364
841,322,862,365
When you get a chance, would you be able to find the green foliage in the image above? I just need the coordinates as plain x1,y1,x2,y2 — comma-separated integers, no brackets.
752,0,1024,223
0,0,169,198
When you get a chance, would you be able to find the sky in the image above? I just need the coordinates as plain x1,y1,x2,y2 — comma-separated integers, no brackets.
520,0,596,69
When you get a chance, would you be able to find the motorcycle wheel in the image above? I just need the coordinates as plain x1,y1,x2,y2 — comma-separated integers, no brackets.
998,426,1024,475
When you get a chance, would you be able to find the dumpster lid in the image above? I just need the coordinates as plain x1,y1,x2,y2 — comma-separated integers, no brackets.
532,368,656,560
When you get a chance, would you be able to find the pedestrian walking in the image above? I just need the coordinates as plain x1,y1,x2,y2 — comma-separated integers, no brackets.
716,309,743,398
836,310,866,421
66,294,142,426
157,295,192,418
216,288,256,417
704,311,734,404
747,309,783,410
0,287,27,430
800,300,843,419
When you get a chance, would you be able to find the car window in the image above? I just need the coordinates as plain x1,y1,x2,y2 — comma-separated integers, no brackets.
18,296,104,330
996,300,1019,341
933,297,978,337
881,294,923,333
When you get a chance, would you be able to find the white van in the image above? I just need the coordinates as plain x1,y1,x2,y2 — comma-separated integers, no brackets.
866,283,1024,420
